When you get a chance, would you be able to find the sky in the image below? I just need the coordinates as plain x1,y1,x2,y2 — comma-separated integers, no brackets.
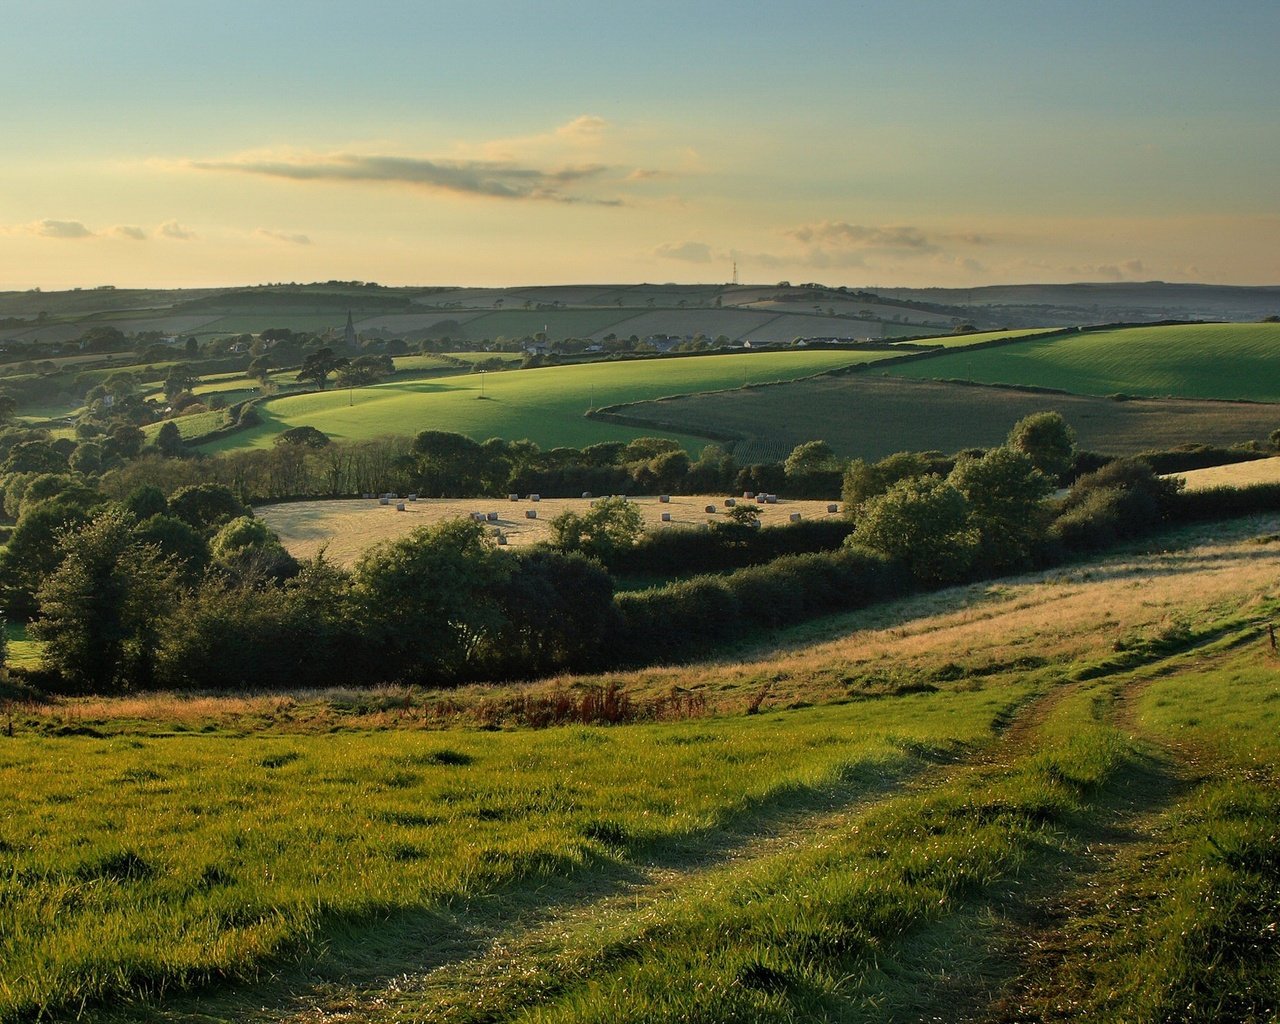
2,0,1277,290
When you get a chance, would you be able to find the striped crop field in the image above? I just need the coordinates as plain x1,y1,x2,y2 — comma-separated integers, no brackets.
889,323,1280,401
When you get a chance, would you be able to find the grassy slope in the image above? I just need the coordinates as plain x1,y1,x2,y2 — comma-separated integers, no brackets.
896,327,1058,349
608,373,1280,462
0,693,1018,1021
197,350,894,453
890,322,1280,401
6,516,1280,1020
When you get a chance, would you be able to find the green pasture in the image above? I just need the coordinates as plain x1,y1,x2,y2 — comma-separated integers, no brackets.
900,327,1058,349
609,372,1280,460
0,687,1020,1020
452,309,638,340
891,323,1280,401
3,622,42,671
141,409,227,441
197,314,351,337
197,350,892,452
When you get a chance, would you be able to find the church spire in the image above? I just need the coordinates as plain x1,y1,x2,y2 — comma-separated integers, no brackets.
343,310,357,351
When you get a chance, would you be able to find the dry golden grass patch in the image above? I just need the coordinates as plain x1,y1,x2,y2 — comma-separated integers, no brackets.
29,514,1280,731
256,494,841,566
1169,456,1280,491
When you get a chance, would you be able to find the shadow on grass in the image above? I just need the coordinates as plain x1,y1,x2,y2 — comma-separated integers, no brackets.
87,743,946,1023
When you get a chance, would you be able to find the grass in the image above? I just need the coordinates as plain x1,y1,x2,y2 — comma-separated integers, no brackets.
6,515,1280,1019
897,327,1059,349
604,372,1280,461
3,622,42,671
0,690,1019,1021
256,495,841,566
1171,456,1280,491
196,350,897,453
140,409,227,441
890,322,1280,402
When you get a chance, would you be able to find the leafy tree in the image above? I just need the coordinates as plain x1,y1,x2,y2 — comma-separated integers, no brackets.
32,508,180,692
352,518,510,680
105,423,146,460
153,421,186,458
248,355,274,385
484,549,618,676
1052,458,1183,551
2,439,66,475
335,353,395,389
1008,411,1076,481
850,475,976,583
133,513,209,583
784,440,839,478
948,447,1053,571
621,437,683,462
275,425,330,449
168,483,246,533
0,395,17,425
123,484,168,521
0,491,102,617
68,441,105,476
162,365,198,402
79,326,128,353
550,497,644,563
412,430,485,495
296,348,350,390
845,451,940,509
210,516,298,581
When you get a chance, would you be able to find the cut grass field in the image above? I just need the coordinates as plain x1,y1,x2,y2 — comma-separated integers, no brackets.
894,326,1058,349
196,350,897,453
1172,455,1280,491
256,495,841,566
607,372,1280,461
891,322,1280,402
5,515,1280,1020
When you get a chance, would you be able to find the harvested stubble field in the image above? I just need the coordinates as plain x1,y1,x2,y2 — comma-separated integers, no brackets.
5,515,1280,1021
1171,455,1280,490
256,494,841,566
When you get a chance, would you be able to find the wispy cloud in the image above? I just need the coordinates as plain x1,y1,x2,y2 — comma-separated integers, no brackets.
655,240,713,263
554,114,608,140
159,220,196,240
34,219,94,239
255,228,312,245
112,225,147,240
787,222,938,253
190,151,624,205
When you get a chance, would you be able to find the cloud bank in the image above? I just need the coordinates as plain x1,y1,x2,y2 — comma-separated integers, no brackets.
191,152,623,205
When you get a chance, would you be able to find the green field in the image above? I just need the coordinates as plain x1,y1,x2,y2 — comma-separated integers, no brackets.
197,351,895,452
897,327,1058,349
4,516,1279,1020
604,372,1280,460
890,323,1280,401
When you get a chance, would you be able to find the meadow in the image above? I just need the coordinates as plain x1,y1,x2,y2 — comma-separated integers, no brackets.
4,514,1280,1020
257,495,841,566
893,326,1058,349
889,322,1280,401
197,350,897,453
606,372,1280,462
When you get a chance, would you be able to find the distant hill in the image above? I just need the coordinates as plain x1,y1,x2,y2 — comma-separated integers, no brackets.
1,281,1274,349
873,282,1280,326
